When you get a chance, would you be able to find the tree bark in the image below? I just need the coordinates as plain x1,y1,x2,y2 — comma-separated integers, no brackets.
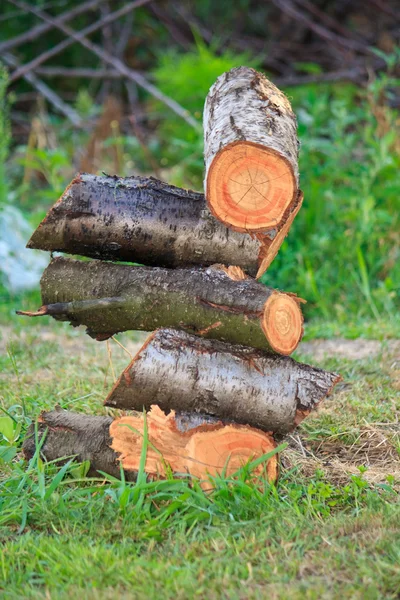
23,406,279,486
17,258,304,355
27,173,265,277
22,408,129,479
106,328,341,434
204,66,299,233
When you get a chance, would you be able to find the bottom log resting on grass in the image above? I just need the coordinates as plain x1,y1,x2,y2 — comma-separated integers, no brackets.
106,329,341,435
22,406,279,486
17,257,304,355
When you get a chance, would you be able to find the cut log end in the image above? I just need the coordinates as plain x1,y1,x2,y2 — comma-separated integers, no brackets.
206,141,297,233
111,406,278,487
185,426,278,484
262,293,303,355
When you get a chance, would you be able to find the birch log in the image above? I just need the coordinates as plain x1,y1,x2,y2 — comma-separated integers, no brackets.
23,406,279,486
106,329,341,434
204,66,299,233
17,259,304,355
27,173,266,277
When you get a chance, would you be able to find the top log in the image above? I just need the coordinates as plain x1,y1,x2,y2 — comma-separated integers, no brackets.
204,67,299,233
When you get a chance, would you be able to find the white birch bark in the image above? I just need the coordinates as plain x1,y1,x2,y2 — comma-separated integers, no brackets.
204,66,299,186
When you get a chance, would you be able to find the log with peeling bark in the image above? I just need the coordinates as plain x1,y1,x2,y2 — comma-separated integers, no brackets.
105,329,341,434
204,66,299,233
27,173,269,277
17,258,304,355
22,406,279,486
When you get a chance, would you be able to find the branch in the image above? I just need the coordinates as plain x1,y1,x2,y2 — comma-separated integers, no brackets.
8,0,152,83
294,0,369,44
7,0,199,130
271,0,374,55
367,0,400,20
2,53,82,126
0,0,102,54
150,3,192,50
115,11,135,58
275,67,368,87
35,66,125,78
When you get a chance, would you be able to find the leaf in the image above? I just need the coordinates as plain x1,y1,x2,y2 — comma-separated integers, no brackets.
0,416,15,443
44,459,74,500
69,460,91,480
0,445,17,463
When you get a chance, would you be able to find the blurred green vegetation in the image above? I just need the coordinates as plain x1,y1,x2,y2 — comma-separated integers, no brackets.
1,42,400,334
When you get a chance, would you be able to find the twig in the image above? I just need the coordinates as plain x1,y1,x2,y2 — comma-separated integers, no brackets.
150,3,192,49
118,12,136,117
2,53,82,126
111,336,133,359
0,0,64,22
106,340,116,383
0,0,71,23
100,1,113,53
172,3,213,44
8,0,200,130
275,67,368,87
8,0,152,83
98,0,113,102
35,67,125,78
294,0,368,43
271,0,374,55
367,0,400,20
0,0,103,54
115,11,134,58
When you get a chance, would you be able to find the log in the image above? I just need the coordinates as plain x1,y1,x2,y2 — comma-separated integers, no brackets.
204,66,299,233
27,173,261,277
22,407,279,486
17,258,304,355
105,329,341,434
27,173,303,279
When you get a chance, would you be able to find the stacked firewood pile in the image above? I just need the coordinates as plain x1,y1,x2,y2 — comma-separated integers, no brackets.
21,67,340,485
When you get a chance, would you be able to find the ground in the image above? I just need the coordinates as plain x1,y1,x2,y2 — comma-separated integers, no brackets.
0,317,399,598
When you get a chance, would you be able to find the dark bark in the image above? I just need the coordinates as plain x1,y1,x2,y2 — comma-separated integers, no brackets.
17,258,304,355
22,408,131,480
27,173,262,276
106,328,341,434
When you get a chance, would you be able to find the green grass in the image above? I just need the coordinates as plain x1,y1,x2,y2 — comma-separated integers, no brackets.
0,321,399,598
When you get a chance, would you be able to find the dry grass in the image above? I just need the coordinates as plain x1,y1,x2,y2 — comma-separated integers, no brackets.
286,424,400,487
